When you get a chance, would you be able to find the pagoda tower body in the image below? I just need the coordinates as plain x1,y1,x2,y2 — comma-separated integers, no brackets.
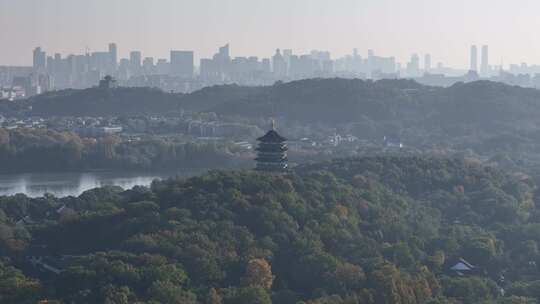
255,125,288,172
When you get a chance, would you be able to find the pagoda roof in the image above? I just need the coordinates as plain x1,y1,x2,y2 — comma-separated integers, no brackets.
257,130,287,143
255,156,288,162
256,145,288,152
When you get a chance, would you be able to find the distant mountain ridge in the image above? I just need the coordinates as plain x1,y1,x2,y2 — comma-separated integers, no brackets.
24,87,184,117
180,79,540,126
4,78,540,130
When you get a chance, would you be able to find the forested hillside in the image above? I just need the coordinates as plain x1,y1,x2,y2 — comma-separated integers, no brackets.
22,87,184,117
0,128,245,173
7,79,540,126
178,79,540,125
1,157,540,303
180,78,425,122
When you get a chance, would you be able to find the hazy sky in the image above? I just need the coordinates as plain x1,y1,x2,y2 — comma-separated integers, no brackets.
1,0,540,67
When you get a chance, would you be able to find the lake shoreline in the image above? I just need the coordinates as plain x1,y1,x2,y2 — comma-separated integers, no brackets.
0,169,208,198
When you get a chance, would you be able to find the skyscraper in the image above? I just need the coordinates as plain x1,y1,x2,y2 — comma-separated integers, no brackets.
46,56,54,74
143,57,154,75
470,45,478,72
283,49,293,59
156,59,170,75
33,47,46,71
406,54,420,77
481,45,489,76
272,49,287,78
130,51,142,76
424,54,432,72
207,44,232,79
218,44,230,60
170,51,194,78
108,43,117,69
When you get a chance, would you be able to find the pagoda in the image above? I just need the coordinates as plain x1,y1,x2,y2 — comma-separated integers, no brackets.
255,120,288,172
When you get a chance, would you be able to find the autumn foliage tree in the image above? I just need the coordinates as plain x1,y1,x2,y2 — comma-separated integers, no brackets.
241,258,274,291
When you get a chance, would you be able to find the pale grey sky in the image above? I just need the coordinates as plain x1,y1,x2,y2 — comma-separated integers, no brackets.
1,0,540,67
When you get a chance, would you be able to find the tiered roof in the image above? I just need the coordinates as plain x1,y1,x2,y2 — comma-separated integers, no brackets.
257,130,287,143
255,126,288,172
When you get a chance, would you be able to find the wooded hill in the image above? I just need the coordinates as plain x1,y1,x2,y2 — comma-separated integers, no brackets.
1,156,540,303
16,87,184,117
5,79,540,127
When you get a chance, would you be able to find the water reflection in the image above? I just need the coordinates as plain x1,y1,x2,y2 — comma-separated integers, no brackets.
0,171,192,198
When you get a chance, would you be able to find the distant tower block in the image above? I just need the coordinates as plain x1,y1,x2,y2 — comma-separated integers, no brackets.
255,120,288,172
470,45,478,72
481,45,489,76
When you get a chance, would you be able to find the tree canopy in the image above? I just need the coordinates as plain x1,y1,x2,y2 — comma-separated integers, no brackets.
0,156,539,303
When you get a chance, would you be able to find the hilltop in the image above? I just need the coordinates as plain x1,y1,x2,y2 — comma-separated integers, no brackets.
1,156,540,303
19,87,184,117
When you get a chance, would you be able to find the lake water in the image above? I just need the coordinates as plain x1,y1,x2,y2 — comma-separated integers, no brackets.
0,171,200,198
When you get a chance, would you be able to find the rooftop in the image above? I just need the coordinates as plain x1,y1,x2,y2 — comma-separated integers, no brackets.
257,129,287,143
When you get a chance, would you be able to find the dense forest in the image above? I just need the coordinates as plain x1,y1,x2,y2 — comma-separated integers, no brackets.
5,80,540,164
5,87,184,117
2,156,540,303
28,79,540,124
5,79,540,127
177,79,540,177
0,128,246,173
5,79,540,164
179,79,540,126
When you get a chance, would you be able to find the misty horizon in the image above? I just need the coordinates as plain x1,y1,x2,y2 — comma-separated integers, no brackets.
2,0,540,67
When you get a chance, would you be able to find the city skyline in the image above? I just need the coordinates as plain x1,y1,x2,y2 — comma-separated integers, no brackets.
27,42,500,77
19,42,519,79
3,0,540,67
3,39,537,101
6,42,540,76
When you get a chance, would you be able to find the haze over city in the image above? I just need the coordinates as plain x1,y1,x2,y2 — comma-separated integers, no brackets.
2,0,540,67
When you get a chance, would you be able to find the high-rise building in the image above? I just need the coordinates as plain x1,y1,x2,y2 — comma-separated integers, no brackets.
272,49,287,78
470,45,478,72
205,44,232,79
261,58,271,73
425,54,432,71
155,59,170,75
170,51,194,78
33,47,46,71
130,51,142,76
118,58,131,80
143,57,154,75
283,49,293,73
52,53,61,75
406,54,420,77
218,44,230,60
200,59,216,79
369,55,396,75
310,50,331,61
108,43,117,69
283,49,293,59
481,45,489,76
46,56,54,74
